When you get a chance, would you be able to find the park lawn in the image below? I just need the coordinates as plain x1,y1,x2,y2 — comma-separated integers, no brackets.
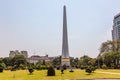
0,69,120,80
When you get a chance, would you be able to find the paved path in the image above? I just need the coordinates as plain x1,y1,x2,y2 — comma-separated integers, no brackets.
62,78,120,80
96,71,120,75
94,71,120,80
62,71,120,80
93,79,120,80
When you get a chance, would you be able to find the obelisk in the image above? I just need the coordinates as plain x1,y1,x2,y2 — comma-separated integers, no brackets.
61,5,70,68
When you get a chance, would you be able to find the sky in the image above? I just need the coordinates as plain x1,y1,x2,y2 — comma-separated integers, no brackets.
0,0,120,58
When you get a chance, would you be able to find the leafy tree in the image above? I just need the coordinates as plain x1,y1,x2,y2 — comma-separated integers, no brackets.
79,55,91,69
99,40,120,55
0,59,6,69
0,63,6,69
34,60,42,70
70,58,79,68
52,56,61,68
102,52,120,69
102,64,107,69
2,57,12,66
11,54,27,69
99,40,120,69
88,58,97,66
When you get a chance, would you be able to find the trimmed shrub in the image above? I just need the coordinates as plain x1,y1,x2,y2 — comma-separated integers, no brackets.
47,66,55,76
28,68,34,74
69,69,74,72
56,67,60,70
0,67,3,72
85,68,92,74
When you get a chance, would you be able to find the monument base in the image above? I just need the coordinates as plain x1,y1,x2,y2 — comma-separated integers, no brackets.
61,58,70,67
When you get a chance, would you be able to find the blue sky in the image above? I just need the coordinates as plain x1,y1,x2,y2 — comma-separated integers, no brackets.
0,0,120,58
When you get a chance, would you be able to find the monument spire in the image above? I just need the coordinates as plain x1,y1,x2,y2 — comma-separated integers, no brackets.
61,5,70,67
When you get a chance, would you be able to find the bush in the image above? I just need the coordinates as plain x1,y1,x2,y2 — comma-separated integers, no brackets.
11,68,16,71
91,67,96,72
19,64,26,70
11,65,17,71
5,66,12,70
36,67,42,70
0,63,6,69
56,67,60,70
28,68,34,74
47,66,55,76
0,67,3,72
85,66,96,74
69,69,74,72
80,65,87,70
63,65,67,70
41,66,46,70
102,64,107,69
85,68,92,74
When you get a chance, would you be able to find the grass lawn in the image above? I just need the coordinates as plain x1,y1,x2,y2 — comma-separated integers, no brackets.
0,69,120,80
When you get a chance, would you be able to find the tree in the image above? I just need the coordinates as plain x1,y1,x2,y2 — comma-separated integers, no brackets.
0,63,6,69
100,40,120,55
0,59,6,69
88,58,97,66
34,60,42,70
11,54,27,69
70,58,79,68
79,55,91,69
102,52,120,69
2,57,12,66
99,40,120,69
52,56,61,68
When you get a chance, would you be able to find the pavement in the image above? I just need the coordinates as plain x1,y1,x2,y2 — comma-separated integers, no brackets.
62,71,120,80
62,79,120,80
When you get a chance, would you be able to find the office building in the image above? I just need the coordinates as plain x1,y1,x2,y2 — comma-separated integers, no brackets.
112,13,120,40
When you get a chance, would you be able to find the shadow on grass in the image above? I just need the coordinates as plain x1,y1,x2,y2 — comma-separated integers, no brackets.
86,73,93,75
28,73,34,75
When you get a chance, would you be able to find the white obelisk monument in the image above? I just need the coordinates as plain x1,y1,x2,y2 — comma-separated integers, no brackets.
61,5,70,67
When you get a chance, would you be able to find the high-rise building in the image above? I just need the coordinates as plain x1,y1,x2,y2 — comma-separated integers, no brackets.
61,5,70,67
112,13,120,40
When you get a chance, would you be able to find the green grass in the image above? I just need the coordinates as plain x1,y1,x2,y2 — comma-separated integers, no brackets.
0,69,120,80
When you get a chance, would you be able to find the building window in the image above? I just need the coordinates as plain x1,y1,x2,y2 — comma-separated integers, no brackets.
117,21,120,25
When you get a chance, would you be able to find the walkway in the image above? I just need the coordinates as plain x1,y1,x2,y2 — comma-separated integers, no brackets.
96,71,120,75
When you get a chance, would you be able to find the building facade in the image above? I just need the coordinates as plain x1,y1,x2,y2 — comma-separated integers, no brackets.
21,51,28,58
27,55,54,64
9,50,28,58
112,13,120,40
